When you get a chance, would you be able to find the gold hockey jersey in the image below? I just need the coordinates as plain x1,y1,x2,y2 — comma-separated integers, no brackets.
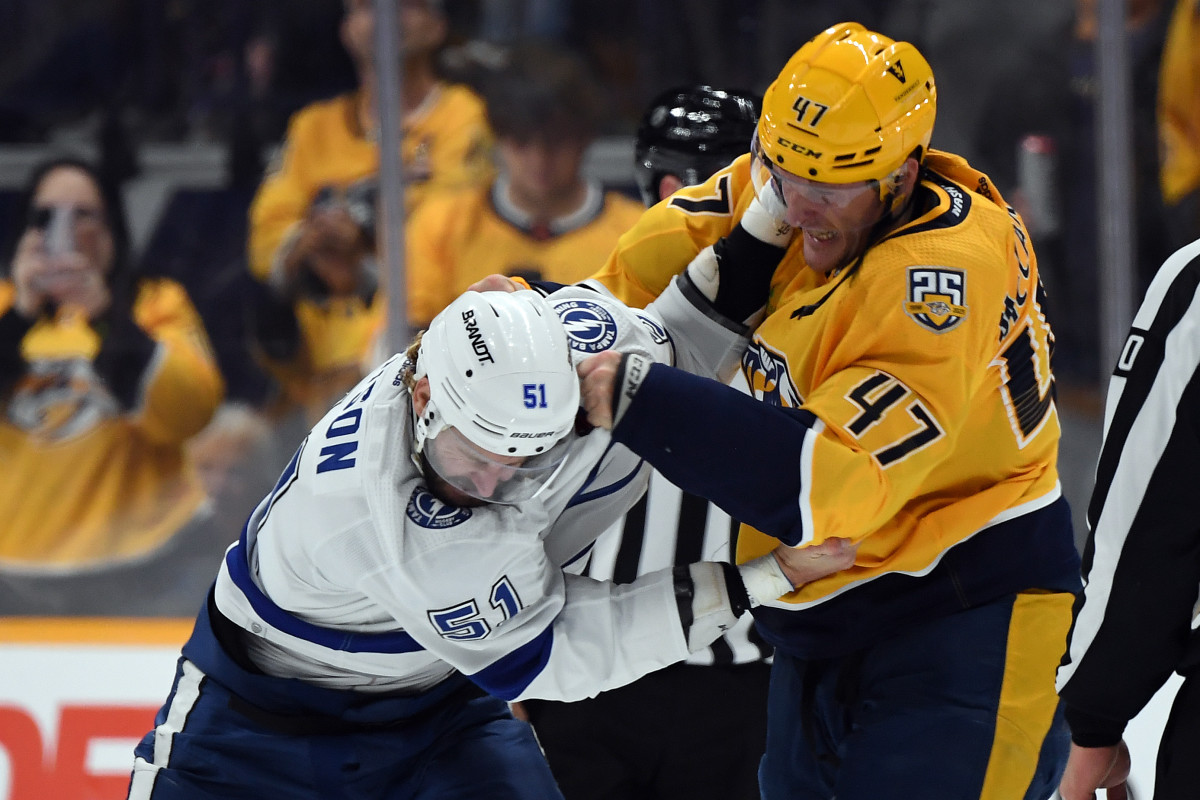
592,151,1074,645
248,84,494,280
0,278,223,568
406,180,645,327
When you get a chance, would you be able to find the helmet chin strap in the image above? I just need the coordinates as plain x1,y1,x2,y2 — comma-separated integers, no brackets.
874,160,921,233
409,392,430,471
838,166,919,275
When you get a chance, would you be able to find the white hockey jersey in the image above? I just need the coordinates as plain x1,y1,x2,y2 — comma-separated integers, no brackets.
213,280,748,702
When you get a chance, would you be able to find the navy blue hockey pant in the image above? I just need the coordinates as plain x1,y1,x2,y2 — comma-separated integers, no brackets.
758,591,1074,800
125,596,562,800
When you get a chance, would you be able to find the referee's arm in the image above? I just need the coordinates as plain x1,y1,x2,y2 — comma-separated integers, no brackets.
1057,247,1200,747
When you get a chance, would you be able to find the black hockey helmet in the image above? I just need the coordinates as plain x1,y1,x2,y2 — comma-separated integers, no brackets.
633,85,761,207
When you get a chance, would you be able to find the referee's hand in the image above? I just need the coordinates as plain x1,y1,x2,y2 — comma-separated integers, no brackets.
1057,741,1130,800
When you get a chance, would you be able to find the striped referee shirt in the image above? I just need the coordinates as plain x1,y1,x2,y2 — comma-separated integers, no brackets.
582,373,773,668
1057,238,1200,746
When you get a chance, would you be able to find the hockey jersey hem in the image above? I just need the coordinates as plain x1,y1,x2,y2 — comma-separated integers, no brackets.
751,496,1082,660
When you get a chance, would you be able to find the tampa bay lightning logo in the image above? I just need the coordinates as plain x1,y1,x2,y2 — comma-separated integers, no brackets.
406,487,472,529
743,340,803,408
554,299,618,353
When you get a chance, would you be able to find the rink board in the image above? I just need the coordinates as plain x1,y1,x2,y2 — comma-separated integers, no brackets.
0,618,190,800
0,617,1181,799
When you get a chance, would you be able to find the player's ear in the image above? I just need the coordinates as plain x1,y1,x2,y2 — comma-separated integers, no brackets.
412,376,431,416
890,156,921,196
658,174,685,202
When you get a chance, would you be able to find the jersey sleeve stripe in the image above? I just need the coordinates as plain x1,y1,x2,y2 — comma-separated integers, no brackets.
226,523,426,654
467,626,555,700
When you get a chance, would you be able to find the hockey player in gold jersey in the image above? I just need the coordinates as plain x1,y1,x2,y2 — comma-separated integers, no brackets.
581,23,1081,800
405,43,643,328
0,158,224,615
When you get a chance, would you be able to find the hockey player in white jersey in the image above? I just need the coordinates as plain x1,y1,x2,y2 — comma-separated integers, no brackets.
126,272,852,799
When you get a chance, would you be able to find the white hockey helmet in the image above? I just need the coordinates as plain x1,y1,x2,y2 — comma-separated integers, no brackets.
413,290,580,503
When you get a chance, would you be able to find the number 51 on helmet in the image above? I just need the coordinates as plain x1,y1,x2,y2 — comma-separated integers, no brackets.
412,290,580,504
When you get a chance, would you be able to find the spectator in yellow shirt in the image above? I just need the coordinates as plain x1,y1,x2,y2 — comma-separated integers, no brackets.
247,0,493,420
0,156,224,616
405,42,644,328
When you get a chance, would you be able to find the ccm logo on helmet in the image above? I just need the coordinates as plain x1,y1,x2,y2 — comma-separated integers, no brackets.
461,309,495,364
775,136,823,160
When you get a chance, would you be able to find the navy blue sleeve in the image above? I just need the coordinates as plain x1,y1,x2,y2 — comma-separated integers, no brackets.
610,361,819,546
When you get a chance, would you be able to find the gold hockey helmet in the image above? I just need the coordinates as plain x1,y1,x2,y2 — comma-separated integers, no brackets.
756,22,936,188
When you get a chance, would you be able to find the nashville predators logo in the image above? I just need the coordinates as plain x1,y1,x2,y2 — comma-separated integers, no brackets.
904,267,967,333
887,61,906,83
743,340,803,408
7,358,117,440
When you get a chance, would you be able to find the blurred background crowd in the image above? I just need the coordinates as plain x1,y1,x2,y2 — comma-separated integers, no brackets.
0,0,1197,618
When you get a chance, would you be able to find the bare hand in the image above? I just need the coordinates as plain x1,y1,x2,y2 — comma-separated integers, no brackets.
10,230,51,317
1058,741,1131,800
10,230,110,319
467,274,523,293
578,351,623,429
772,537,857,587
287,207,368,296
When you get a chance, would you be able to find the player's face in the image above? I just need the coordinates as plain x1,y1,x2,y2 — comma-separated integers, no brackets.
772,171,885,275
422,426,528,507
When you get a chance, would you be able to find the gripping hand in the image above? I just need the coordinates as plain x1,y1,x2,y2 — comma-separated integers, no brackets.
684,196,794,324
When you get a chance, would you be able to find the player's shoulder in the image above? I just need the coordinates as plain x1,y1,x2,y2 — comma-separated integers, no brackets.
660,153,755,223
546,284,673,364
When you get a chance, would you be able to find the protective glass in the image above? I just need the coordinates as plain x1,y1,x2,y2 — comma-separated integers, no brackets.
750,137,886,231
423,424,574,505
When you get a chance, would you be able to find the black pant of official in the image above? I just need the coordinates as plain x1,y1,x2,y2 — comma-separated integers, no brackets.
1155,671,1200,800
524,661,771,800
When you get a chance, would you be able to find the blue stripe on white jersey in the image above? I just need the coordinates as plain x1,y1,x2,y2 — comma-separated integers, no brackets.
228,520,426,654
468,627,556,700
564,440,645,509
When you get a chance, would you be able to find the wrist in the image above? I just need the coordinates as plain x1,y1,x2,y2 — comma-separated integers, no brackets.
1063,703,1128,749
740,197,793,246
737,553,795,606
611,352,651,428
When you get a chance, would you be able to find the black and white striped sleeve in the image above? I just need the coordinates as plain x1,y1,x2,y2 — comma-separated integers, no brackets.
1057,239,1200,747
